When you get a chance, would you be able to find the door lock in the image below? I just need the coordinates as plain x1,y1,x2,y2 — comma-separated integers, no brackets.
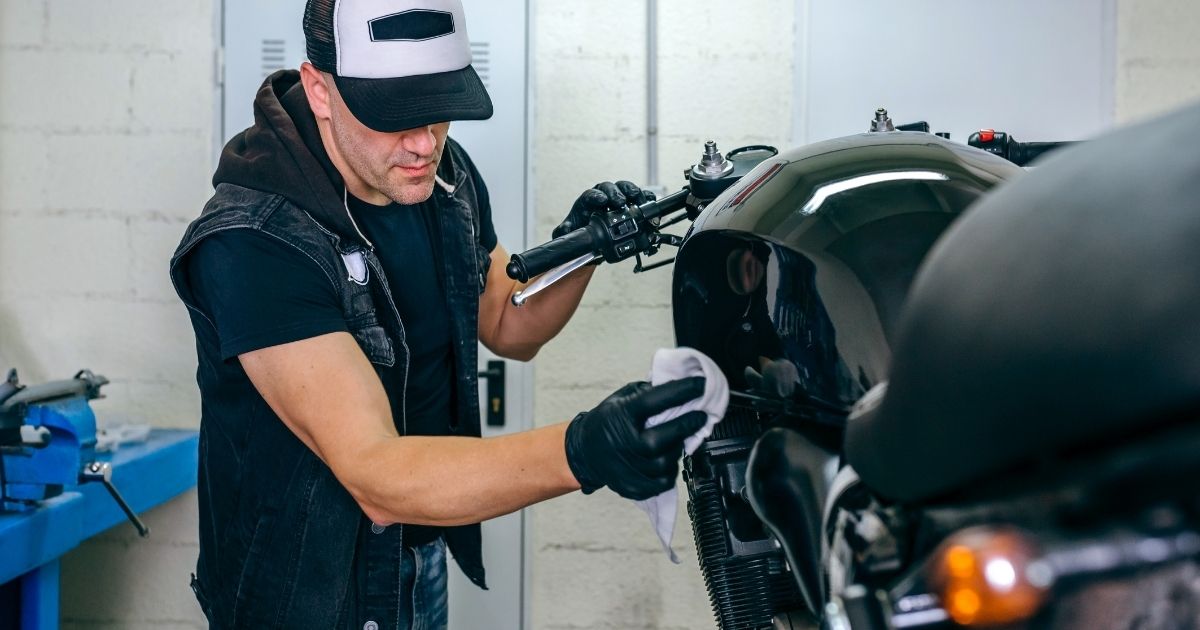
478,361,506,428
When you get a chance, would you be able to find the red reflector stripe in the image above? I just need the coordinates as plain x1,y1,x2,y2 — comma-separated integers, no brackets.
731,163,783,207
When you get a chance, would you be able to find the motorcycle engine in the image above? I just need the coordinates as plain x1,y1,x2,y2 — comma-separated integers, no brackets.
683,398,829,629
673,131,1021,629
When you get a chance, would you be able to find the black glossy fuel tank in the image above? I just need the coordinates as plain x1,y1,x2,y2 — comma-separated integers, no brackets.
673,132,1022,417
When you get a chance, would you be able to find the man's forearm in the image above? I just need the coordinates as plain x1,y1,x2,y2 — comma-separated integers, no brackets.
346,423,579,527
489,264,596,360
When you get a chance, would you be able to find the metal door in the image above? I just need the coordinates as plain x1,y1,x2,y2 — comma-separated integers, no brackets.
219,2,533,628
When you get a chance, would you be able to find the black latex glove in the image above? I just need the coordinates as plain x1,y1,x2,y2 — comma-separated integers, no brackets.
565,377,708,500
552,181,657,239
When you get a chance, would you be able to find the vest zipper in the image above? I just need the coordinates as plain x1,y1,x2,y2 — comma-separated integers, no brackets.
392,289,409,630
366,250,410,626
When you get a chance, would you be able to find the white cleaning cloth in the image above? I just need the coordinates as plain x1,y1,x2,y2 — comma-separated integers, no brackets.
636,347,729,563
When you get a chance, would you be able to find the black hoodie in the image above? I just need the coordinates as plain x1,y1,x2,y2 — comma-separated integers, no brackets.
214,71,367,246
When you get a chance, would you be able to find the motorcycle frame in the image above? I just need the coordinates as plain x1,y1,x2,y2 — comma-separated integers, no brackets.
816,416,1200,629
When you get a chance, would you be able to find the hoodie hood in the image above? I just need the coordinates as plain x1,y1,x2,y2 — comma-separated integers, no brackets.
214,70,365,247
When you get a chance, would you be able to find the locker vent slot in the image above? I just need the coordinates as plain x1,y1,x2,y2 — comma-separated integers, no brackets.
261,39,287,79
471,41,491,88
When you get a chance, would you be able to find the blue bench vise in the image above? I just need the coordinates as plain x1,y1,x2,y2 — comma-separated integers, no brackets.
0,369,149,536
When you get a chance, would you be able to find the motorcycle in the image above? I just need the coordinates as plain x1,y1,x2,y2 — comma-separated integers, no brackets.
506,107,1172,629
793,103,1200,630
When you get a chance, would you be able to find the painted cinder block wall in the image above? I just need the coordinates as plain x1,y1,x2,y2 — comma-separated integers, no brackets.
0,1,214,628
1116,0,1200,123
0,1,1198,628
528,2,796,628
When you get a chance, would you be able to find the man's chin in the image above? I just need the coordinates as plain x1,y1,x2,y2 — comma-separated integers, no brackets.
385,177,437,206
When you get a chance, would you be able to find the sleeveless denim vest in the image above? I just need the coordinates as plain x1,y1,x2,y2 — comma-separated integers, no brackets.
170,140,490,629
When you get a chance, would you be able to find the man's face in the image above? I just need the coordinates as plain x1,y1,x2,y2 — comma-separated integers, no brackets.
324,76,450,206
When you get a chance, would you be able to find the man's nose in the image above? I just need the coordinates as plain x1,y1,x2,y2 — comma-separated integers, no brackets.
401,125,437,158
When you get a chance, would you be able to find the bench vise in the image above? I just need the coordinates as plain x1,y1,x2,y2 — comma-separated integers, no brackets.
0,369,149,536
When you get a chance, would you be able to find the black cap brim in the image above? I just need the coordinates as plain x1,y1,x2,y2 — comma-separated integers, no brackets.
334,65,493,133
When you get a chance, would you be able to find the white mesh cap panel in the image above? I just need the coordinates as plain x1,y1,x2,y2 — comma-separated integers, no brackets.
334,0,472,79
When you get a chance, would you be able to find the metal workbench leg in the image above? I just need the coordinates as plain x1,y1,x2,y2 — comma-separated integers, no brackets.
20,560,59,630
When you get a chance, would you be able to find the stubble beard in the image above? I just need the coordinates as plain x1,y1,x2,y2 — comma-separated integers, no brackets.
331,116,439,206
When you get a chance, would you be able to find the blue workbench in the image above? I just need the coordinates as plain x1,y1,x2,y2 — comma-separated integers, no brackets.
0,429,199,629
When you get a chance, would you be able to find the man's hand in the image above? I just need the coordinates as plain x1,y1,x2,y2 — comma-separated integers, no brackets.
552,181,657,239
565,377,708,500
480,181,655,361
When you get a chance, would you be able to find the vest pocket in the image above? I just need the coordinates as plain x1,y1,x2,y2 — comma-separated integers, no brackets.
351,324,396,367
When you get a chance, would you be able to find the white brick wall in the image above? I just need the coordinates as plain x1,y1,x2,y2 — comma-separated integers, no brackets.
61,488,203,630
1116,0,1200,122
0,0,213,627
2,0,1199,629
530,2,795,628
0,0,211,424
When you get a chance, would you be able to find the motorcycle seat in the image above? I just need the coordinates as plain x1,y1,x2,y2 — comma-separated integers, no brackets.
843,102,1200,505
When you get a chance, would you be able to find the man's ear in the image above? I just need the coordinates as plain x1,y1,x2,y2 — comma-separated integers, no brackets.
299,62,333,121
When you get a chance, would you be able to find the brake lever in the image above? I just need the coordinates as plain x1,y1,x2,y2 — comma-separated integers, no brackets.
512,252,600,307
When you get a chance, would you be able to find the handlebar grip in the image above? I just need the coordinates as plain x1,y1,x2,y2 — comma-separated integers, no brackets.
507,226,597,283
1011,141,1073,166
969,130,1074,167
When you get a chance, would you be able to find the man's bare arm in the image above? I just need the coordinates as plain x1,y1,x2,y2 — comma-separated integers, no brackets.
478,181,654,361
477,242,594,361
239,331,580,527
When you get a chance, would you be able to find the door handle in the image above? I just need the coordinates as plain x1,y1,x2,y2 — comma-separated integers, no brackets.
478,360,506,428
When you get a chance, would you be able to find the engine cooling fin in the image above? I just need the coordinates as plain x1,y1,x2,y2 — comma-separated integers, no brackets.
685,401,808,629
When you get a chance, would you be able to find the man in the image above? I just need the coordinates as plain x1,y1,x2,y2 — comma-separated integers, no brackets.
169,0,707,628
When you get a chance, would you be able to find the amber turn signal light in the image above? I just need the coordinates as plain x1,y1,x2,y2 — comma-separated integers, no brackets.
930,527,1052,626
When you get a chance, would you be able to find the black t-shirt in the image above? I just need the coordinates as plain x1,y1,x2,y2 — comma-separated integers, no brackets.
186,192,498,546
348,194,456,438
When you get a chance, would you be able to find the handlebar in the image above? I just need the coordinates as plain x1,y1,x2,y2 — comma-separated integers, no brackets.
1008,141,1072,166
506,226,597,284
968,129,1074,167
507,188,692,283
502,122,1073,310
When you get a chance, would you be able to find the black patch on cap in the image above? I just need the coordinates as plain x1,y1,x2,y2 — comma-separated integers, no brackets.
369,10,455,42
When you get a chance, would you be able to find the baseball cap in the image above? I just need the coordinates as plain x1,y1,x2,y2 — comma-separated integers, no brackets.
303,0,494,133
